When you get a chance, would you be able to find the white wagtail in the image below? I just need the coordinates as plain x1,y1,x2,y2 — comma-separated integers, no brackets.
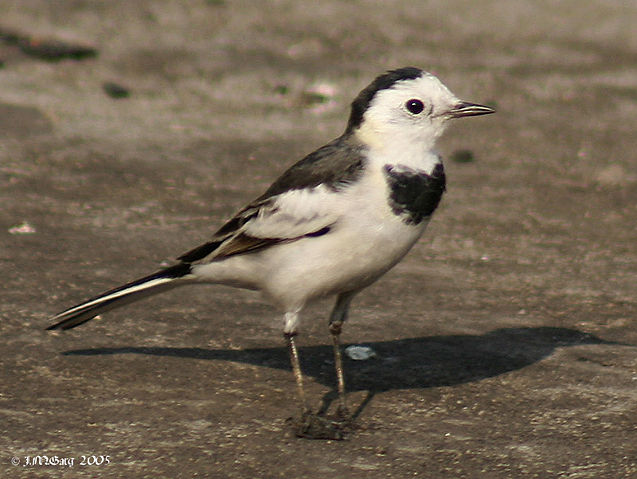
47,67,494,438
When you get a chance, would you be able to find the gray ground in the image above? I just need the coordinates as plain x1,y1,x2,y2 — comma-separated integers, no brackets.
1,1,636,477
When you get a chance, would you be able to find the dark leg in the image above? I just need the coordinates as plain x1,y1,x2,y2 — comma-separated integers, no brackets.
283,310,351,440
284,331,309,415
329,322,347,417
328,291,357,418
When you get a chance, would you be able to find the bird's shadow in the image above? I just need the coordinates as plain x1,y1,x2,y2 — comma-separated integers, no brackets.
62,327,624,418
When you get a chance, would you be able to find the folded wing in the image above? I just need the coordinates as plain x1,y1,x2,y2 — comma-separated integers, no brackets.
179,135,366,263
178,185,341,263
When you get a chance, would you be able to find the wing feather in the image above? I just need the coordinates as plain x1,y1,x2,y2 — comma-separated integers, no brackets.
178,134,366,263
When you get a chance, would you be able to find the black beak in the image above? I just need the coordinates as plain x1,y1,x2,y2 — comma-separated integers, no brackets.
449,101,496,118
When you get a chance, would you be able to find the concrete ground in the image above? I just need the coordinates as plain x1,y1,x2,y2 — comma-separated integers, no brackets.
1,1,636,477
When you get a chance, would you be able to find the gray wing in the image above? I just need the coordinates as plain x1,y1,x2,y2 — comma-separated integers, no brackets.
178,134,366,263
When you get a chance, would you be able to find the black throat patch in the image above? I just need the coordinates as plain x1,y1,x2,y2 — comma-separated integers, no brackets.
383,162,446,225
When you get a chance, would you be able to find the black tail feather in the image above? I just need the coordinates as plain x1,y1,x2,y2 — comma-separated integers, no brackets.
46,263,192,331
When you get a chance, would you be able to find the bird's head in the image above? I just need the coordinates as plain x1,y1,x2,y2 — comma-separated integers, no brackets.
347,67,495,150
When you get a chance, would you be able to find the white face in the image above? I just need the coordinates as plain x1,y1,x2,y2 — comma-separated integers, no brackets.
357,73,461,149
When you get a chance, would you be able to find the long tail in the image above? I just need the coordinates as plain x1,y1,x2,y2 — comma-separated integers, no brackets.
46,263,193,331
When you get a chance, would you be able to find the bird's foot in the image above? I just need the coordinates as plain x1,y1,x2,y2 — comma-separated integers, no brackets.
290,410,353,440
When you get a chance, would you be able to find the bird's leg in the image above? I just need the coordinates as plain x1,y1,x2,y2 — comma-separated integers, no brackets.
283,310,310,416
328,291,356,419
284,310,349,440
284,331,310,416
329,322,347,419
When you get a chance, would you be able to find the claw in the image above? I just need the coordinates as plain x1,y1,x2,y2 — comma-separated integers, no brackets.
293,410,351,440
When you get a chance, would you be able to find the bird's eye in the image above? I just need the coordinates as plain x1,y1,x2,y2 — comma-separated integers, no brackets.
405,99,424,115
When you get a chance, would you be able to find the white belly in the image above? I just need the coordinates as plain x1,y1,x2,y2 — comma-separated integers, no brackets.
259,213,427,309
